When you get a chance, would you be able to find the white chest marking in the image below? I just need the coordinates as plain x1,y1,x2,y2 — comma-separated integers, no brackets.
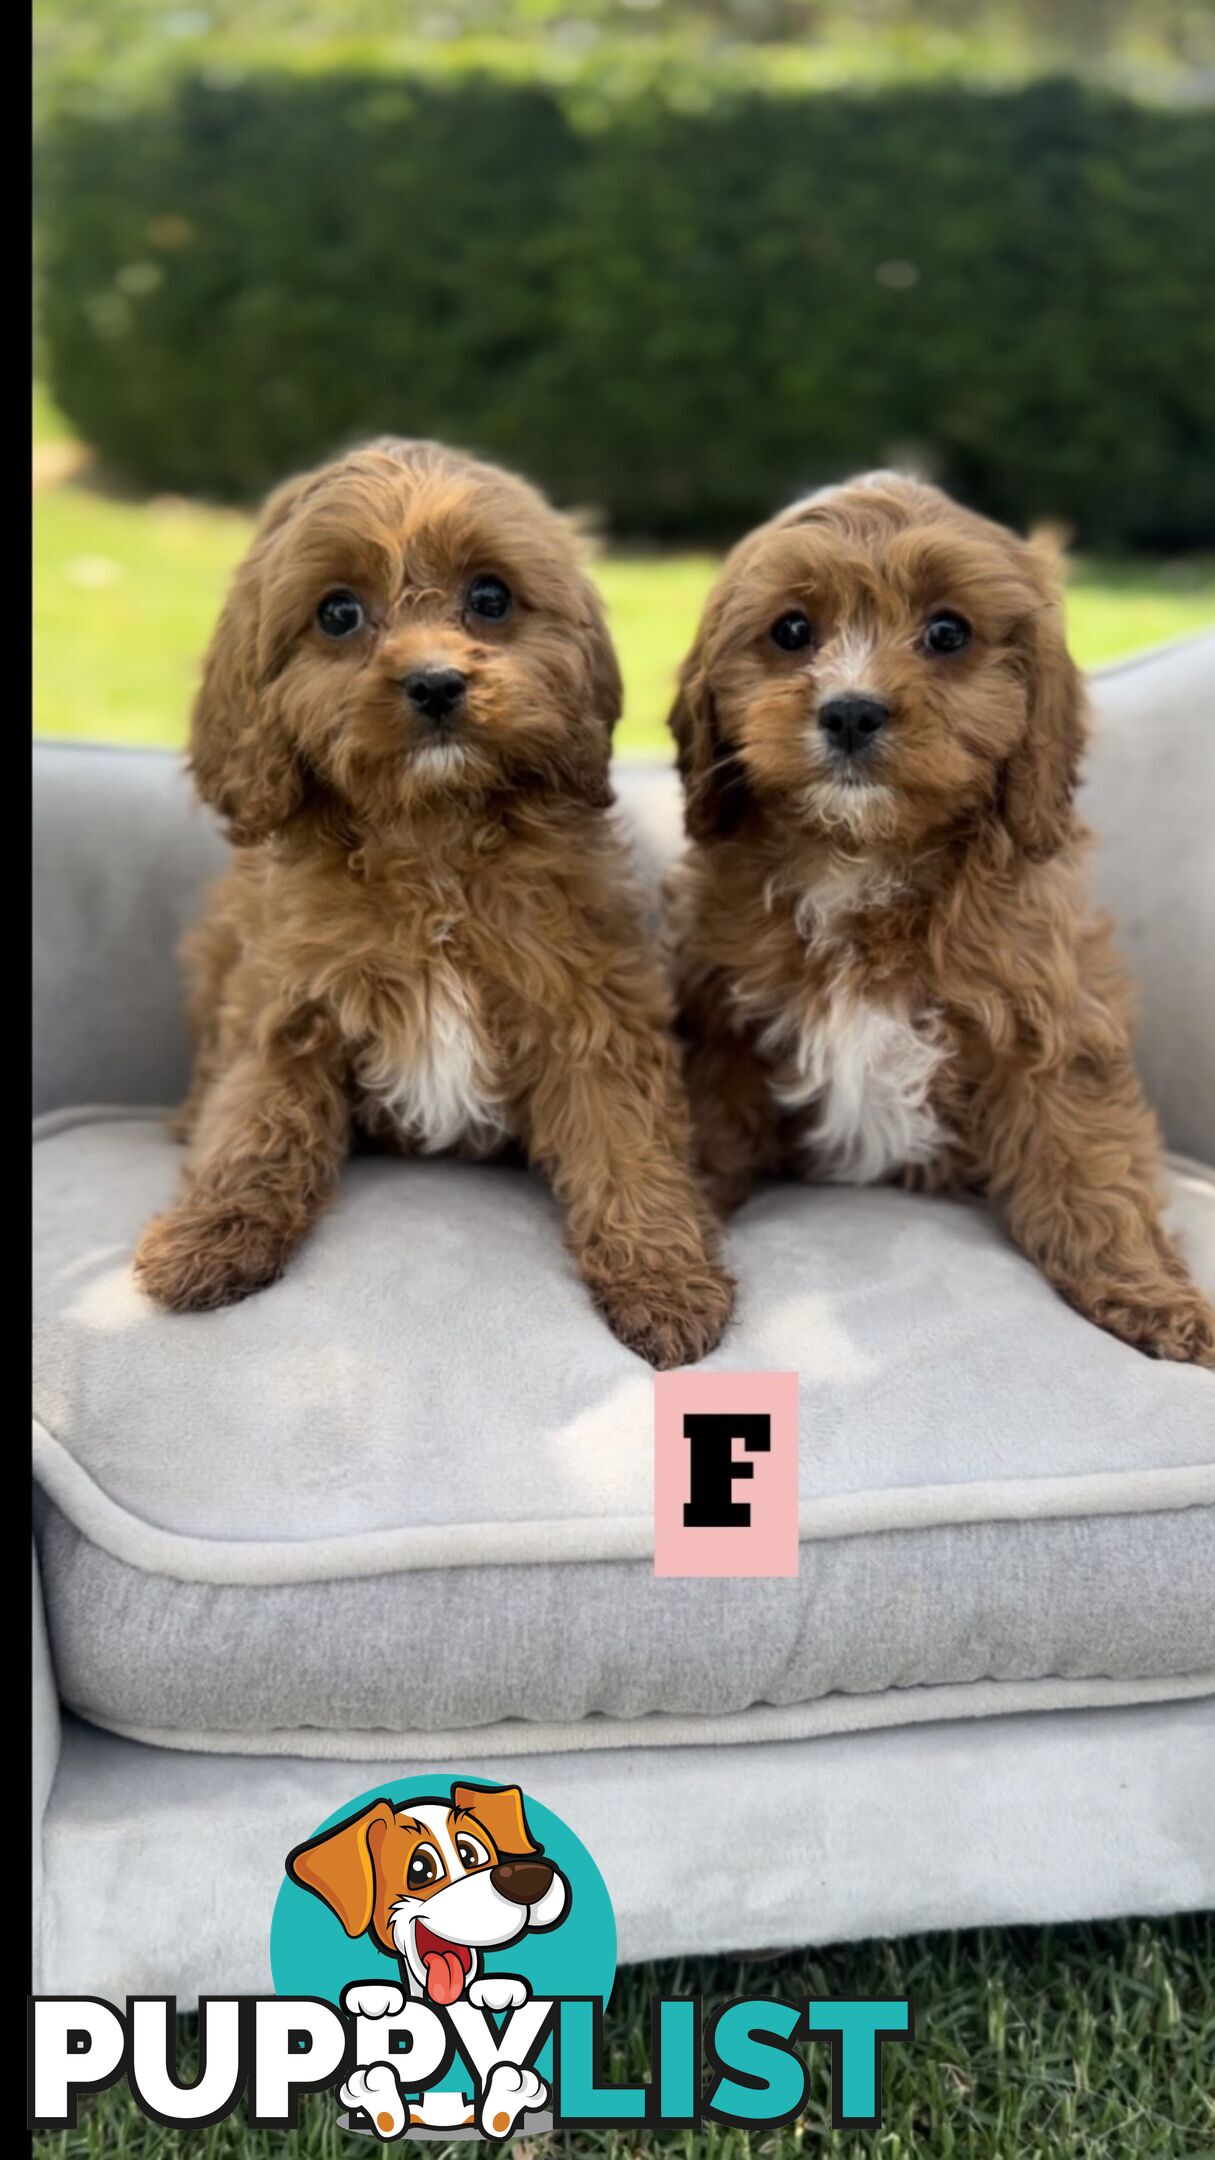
754,859,947,1183
769,990,946,1184
363,973,504,1155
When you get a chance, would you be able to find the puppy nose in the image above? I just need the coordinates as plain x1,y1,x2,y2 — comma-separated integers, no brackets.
819,694,889,755
489,1860,554,1906
403,666,467,721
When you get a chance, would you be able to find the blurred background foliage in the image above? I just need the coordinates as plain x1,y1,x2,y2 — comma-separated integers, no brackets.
37,64,1215,546
33,0,1215,752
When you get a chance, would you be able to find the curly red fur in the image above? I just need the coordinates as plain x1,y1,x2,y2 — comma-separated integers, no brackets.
136,439,733,1368
668,473,1213,1366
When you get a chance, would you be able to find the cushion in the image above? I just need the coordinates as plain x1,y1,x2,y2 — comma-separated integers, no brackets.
1080,633,1215,1166
33,741,225,1118
37,1699,1215,1997
33,1108,1215,1759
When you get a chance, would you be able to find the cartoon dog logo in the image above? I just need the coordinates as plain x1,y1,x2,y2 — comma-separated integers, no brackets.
286,1782,570,2137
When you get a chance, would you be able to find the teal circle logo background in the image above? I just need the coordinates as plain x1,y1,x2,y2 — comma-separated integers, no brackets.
271,1776,616,2093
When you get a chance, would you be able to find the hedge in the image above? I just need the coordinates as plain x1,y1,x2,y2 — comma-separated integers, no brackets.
37,65,1215,546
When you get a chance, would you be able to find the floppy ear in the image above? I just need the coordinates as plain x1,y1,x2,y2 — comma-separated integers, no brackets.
1002,594,1088,863
566,579,622,811
451,1783,541,1858
189,472,313,845
286,1798,398,1937
668,631,751,845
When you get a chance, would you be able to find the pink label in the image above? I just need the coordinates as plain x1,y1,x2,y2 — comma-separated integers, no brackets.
653,1370,800,1577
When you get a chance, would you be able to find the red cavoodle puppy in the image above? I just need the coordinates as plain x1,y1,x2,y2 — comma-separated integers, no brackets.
668,471,1213,1365
136,438,733,1369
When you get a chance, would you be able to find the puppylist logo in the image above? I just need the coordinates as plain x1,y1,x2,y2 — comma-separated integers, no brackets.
29,1777,913,2137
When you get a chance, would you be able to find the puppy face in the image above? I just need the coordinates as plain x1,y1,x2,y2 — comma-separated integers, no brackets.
192,440,622,841
672,473,1085,860
287,1783,569,2005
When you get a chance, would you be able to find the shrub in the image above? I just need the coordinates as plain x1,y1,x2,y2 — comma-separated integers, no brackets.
37,63,1215,545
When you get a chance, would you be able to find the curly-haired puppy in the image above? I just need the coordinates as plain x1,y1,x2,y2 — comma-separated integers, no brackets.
668,472,1213,1365
135,439,733,1368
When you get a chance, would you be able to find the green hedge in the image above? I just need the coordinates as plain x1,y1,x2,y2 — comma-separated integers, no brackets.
37,65,1215,545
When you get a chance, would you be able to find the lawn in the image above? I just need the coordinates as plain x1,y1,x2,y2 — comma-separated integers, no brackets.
34,1916,1215,2157
34,452,1215,760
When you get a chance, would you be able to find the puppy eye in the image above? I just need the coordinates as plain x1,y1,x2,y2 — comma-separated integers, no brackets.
770,610,814,653
456,1835,489,1870
466,574,513,623
316,590,365,639
407,1844,443,1889
922,611,972,655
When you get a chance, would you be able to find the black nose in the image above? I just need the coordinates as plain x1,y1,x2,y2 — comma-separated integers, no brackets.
819,694,889,755
490,1859,554,1907
403,666,467,722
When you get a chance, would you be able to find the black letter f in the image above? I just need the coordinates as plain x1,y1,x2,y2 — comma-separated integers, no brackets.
682,1413,772,1528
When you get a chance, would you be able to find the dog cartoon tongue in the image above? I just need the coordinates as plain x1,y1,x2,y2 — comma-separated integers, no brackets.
416,1925,470,2006
423,1949,466,2005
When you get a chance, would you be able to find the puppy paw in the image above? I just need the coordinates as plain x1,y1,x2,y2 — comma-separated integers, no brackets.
479,2063,547,2140
594,1259,735,1369
135,1203,289,1312
1081,1283,1215,1367
342,1982,407,2021
340,2062,406,2140
468,1974,530,2013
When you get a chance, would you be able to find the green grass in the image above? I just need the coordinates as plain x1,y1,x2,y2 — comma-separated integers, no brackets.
34,1916,1215,2157
33,462,1215,760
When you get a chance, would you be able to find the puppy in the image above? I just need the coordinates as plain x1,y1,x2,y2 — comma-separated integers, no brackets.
668,472,1214,1365
289,1783,564,2136
135,439,732,1368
